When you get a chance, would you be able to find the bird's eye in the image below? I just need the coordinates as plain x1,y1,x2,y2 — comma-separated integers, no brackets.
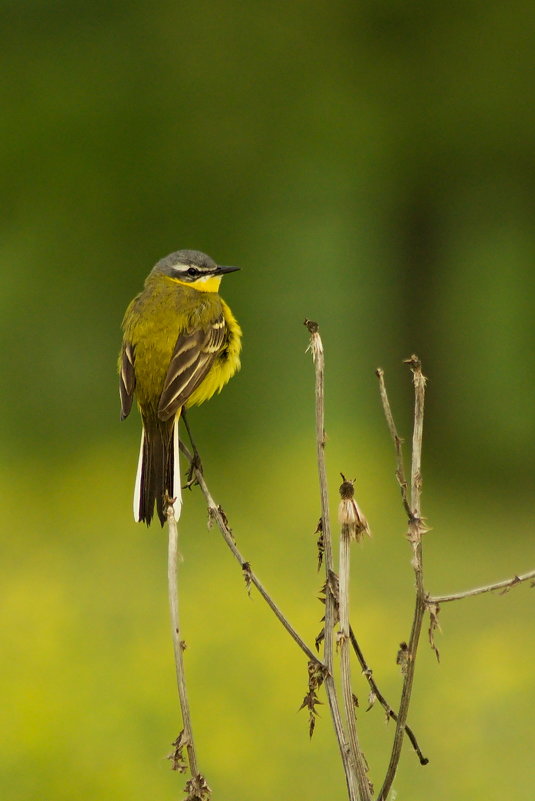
187,267,198,277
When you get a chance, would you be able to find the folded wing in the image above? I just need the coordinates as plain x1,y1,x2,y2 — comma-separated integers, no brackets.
119,341,136,420
158,313,227,421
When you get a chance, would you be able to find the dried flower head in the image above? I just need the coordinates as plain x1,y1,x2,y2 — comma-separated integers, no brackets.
299,659,327,738
242,561,253,596
314,517,325,571
185,773,212,801
304,319,323,364
167,730,188,773
396,641,410,675
338,474,371,542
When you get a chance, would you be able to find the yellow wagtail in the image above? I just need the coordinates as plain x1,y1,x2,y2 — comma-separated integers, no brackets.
119,249,242,525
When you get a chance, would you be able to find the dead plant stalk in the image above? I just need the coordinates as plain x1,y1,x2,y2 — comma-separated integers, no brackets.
305,319,371,801
377,356,427,801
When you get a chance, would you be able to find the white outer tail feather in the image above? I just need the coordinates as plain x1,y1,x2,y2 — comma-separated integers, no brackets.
133,429,144,523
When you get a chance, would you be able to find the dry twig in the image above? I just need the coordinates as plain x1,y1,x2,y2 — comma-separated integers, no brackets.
166,499,210,799
305,319,370,801
378,356,428,801
348,627,428,765
427,570,535,604
376,368,412,520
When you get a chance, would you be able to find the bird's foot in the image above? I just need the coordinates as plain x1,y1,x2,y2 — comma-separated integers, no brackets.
183,450,203,490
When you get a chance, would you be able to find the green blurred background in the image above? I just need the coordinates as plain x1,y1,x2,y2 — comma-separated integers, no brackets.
2,1,534,799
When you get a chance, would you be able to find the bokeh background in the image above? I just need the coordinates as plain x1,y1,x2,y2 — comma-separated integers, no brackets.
2,2,534,799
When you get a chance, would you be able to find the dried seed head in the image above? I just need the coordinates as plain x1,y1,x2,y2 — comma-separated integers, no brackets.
304,319,323,363
366,691,377,712
427,602,441,662
241,561,253,596
396,641,410,675
338,474,371,542
314,517,324,571
167,730,188,773
299,659,326,738
185,773,211,801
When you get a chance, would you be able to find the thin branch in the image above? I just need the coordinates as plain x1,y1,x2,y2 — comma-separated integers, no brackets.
376,368,412,519
348,626,428,765
167,501,210,800
304,319,369,801
179,441,321,667
428,570,535,604
378,356,428,801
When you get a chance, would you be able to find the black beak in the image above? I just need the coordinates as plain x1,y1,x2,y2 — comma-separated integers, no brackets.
217,265,240,274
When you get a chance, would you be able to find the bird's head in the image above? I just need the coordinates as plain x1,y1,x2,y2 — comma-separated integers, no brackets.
151,249,240,292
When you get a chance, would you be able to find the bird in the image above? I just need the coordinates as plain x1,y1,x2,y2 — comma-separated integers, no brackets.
119,249,242,525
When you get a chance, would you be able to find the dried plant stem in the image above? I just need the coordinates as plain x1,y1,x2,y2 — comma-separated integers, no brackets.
378,356,427,801
179,441,321,667
348,626,428,765
428,569,535,604
181,400,427,778
339,527,371,797
167,504,203,789
376,368,411,519
304,320,367,801
378,599,425,801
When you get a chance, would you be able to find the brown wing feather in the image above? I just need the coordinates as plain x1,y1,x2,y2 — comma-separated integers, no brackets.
120,342,136,420
158,314,227,421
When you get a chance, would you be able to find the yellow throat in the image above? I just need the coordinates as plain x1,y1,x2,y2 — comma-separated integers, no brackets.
170,274,223,293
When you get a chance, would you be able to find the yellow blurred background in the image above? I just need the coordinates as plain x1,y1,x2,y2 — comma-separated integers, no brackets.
1,2,534,799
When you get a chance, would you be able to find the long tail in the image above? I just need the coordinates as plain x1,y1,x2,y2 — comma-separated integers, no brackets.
133,413,182,526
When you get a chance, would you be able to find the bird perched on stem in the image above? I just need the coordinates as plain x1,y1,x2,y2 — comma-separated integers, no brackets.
119,249,242,525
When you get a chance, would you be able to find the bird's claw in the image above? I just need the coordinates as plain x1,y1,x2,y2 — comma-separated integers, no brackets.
182,451,203,490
